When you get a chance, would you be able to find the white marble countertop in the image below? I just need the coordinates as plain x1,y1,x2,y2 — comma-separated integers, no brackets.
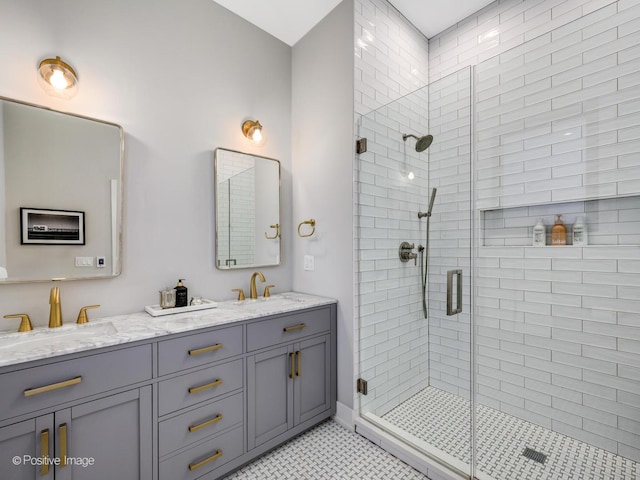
0,292,336,369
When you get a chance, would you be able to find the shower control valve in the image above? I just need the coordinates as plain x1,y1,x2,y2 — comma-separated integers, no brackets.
399,242,418,265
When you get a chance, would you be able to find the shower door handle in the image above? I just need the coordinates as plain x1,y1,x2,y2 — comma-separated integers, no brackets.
446,269,463,316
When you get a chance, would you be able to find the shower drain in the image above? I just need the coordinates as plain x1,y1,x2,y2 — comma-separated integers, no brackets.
522,447,547,464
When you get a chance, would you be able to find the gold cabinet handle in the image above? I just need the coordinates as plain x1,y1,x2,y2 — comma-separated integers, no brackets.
188,378,222,395
283,323,306,333
296,351,301,377
188,449,222,471
188,414,222,433
59,423,68,467
24,376,82,397
40,429,49,475
289,352,295,379
188,343,222,356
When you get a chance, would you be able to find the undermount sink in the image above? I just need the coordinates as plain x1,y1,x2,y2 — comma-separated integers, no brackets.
233,295,307,311
0,322,117,350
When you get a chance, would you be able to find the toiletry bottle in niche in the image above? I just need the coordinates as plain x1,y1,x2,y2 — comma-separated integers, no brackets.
533,218,546,246
572,215,587,245
175,279,188,307
551,214,567,246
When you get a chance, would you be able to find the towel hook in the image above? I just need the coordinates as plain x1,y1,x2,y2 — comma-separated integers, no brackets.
297,219,316,238
265,223,280,239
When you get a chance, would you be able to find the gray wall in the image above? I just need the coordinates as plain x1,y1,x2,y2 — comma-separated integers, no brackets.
0,0,292,323
292,0,355,410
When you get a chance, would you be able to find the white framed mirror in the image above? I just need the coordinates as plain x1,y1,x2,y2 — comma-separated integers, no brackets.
214,148,280,269
0,97,124,283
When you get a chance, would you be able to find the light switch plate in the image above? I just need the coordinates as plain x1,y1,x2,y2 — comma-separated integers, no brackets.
75,256,93,267
304,255,315,271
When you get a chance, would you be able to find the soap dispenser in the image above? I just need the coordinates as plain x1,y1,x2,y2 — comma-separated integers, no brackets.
572,216,588,245
175,279,188,307
551,214,567,246
533,218,546,246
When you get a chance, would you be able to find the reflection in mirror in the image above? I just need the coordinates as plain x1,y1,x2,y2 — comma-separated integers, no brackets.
214,148,280,269
0,97,123,283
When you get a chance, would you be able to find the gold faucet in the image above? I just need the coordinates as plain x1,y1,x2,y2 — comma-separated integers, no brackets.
3,314,33,332
77,305,100,324
249,272,265,299
49,287,63,328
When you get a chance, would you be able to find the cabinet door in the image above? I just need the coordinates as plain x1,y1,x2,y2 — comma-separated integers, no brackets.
294,334,332,426
247,345,293,450
55,386,152,480
0,415,53,480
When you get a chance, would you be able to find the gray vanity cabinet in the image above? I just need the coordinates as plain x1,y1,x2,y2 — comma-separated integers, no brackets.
54,387,152,480
0,300,336,480
246,308,334,451
0,414,54,479
0,345,152,480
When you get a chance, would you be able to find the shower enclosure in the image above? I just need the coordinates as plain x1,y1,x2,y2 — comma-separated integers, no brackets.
356,5,640,479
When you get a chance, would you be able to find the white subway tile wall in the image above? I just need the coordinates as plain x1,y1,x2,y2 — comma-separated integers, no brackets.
429,0,640,463
427,68,473,400
216,151,255,267
355,0,430,416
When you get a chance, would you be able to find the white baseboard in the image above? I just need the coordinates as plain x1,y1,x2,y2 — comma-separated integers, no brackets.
333,401,355,430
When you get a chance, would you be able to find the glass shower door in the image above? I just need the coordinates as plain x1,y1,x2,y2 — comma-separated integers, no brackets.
356,66,473,478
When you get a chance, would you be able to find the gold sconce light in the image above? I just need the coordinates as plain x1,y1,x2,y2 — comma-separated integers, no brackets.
37,56,79,99
242,119,263,143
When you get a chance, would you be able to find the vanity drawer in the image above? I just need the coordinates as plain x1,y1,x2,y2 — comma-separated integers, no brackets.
0,345,152,421
159,425,243,480
158,358,243,416
159,392,243,457
246,307,331,352
157,325,242,376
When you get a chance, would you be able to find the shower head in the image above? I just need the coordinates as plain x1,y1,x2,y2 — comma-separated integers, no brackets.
402,133,434,152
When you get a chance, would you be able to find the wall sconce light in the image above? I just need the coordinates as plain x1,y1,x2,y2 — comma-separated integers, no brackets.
37,56,79,99
242,119,263,143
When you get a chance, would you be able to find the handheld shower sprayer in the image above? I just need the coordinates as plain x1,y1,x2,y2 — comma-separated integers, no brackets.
418,188,437,319
418,188,437,218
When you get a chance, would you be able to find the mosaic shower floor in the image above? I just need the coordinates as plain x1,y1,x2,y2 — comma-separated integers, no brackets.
382,386,639,480
223,420,428,479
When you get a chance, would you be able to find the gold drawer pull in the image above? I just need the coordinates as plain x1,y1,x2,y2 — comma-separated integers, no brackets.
24,376,82,397
188,449,222,471
188,343,222,356
283,323,306,333
296,350,301,377
188,414,222,433
188,378,222,395
40,429,49,475
289,352,295,379
59,423,68,467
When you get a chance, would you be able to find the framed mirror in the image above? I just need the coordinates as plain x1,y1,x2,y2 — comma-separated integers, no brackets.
214,148,280,269
0,97,123,283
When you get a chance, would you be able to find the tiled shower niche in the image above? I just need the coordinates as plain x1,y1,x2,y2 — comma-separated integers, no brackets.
482,195,640,247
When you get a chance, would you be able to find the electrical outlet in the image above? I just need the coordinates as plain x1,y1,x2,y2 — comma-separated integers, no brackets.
75,256,93,267
304,255,315,271
96,256,106,268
